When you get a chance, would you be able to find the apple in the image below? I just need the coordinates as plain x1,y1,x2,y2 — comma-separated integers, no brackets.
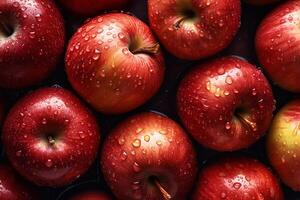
100,112,198,200
256,0,300,92
244,0,279,5
65,13,165,114
177,56,275,151
68,190,112,200
0,0,65,89
266,100,300,191
60,0,131,16
148,0,241,60
192,157,283,200
0,164,38,199
2,87,100,187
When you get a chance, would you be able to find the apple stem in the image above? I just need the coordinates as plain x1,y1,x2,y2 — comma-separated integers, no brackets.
153,178,172,200
47,136,56,145
235,113,257,131
174,17,188,29
131,43,160,55
0,21,13,37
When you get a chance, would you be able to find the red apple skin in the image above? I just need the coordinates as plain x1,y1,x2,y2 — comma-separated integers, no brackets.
192,157,284,200
100,112,198,200
0,0,65,89
2,87,100,187
244,0,279,5
60,0,130,16
177,56,275,151
69,191,112,200
267,100,300,191
66,13,165,115
256,0,300,92
148,0,241,60
0,165,38,200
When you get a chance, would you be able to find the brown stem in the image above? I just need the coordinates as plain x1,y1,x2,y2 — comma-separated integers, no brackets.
131,43,160,55
47,136,56,146
0,21,13,37
153,178,171,200
235,113,257,131
173,17,189,29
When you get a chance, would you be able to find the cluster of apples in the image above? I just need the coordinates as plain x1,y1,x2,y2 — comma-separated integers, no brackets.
0,0,299,199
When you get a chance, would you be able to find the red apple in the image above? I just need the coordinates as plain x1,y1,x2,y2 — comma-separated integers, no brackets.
100,112,198,200
177,56,274,151
267,100,300,191
244,0,279,5
192,157,283,200
0,0,65,89
256,0,300,92
0,164,38,199
68,190,112,200
2,87,100,187
65,13,165,114
148,0,241,60
60,0,131,16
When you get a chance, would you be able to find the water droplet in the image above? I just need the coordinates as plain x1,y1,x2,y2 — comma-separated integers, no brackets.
16,150,22,157
118,137,125,145
121,151,128,161
132,139,141,148
46,159,53,168
233,182,241,189
225,122,231,130
225,76,233,84
133,162,141,172
156,140,162,146
144,135,150,142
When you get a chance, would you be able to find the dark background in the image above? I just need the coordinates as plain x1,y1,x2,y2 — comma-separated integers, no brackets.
1,0,300,199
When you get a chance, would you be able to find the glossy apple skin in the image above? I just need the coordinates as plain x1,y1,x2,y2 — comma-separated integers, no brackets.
192,157,283,200
69,191,112,200
148,0,241,60
2,87,100,187
100,112,198,200
0,0,65,89
245,0,279,5
256,0,300,92
177,56,275,151
267,100,300,191
0,165,38,200
66,13,165,114
60,0,130,16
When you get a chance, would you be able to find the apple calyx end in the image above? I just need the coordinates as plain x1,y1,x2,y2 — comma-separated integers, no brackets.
47,136,56,146
152,177,172,200
131,43,160,55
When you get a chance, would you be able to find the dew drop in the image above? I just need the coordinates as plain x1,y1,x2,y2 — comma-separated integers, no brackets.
132,139,141,148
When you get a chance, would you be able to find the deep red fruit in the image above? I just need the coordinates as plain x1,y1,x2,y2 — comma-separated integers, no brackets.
192,157,283,200
267,100,300,191
66,13,165,114
0,0,65,89
60,0,130,16
69,191,112,200
148,0,241,60
2,87,100,187
256,0,300,92
177,56,274,151
0,165,38,200
101,112,198,200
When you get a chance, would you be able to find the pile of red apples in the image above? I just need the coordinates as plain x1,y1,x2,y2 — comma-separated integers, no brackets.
1,0,300,199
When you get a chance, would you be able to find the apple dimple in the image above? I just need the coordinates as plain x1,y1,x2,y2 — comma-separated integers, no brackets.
0,15,16,40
